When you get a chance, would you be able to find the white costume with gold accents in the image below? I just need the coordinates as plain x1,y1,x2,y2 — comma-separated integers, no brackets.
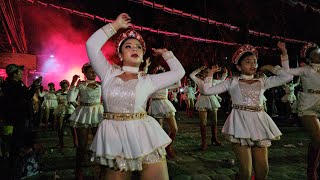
68,80,104,128
202,65,292,147
86,24,185,171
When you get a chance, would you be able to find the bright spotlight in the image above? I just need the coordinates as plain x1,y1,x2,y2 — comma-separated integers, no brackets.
50,55,54,58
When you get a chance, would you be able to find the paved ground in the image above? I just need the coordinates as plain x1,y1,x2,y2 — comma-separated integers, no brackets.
0,111,312,179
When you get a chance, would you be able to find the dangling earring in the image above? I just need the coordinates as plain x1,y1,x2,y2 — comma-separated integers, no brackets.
120,58,123,61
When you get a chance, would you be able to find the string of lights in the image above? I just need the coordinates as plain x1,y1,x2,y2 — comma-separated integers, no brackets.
22,0,307,50
129,0,309,44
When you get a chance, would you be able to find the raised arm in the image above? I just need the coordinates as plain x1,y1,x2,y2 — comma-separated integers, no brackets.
260,65,293,89
149,50,185,91
189,67,203,85
203,77,230,95
213,68,228,85
86,13,132,81
143,57,151,73
294,77,301,87
287,67,308,76
277,41,290,70
67,75,80,102
202,65,230,95
86,24,115,81
167,80,181,90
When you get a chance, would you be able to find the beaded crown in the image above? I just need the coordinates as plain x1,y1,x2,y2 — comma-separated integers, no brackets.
300,43,318,59
232,44,258,64
116,29,146,55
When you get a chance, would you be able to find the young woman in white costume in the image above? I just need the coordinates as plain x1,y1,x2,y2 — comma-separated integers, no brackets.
86,13,185,179
148,65,181,159
38,82,58,129
67,63,104,179
190,66,228,150
184,78,197,117
202,44,292,180
282,43,320,180
54,80,76,149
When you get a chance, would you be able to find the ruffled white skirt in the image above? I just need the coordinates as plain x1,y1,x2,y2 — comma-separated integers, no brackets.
281,93,296,103
41,99,58,109
222,109,282,147
90,116,171,171
54,103,75,116
69,104,104,128
186,92,196,100
195,95,220,111
148,99,176,118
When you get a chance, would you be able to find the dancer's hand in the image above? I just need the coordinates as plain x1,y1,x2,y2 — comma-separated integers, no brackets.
151,48,168,56
277,41,287,55
208,65,221,77
71,75,80,86
112,13,132,31
145,57,151,67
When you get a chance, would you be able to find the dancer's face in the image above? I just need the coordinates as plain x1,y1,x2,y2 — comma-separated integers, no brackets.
236,55,258,75
60,83,69,91
48,84,55,91
120,38,143,67
84,67,96,80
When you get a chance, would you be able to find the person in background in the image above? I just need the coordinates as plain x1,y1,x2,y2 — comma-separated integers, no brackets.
38,82,58,129
68,63,104,179
202,44,292,180
190,66,228,150
284,43,320,179
1,64,41,178
54,80,76,150
183,78,197,117
148,65,181,159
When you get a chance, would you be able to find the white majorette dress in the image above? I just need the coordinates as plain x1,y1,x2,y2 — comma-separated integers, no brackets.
287,63,320,117
202,66,292,147
184,85,197,100
67,80,104,128
190,68,227,111
169,90,178,103
38,91,58,109
86,24,185,171
54,91,75,116
281,82,299,103
148,82,180,118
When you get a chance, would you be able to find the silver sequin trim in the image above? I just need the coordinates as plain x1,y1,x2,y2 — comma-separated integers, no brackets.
69,121,101,128
102,24,117,39
91,147,167,171
225,134,280,147
105,78,138,113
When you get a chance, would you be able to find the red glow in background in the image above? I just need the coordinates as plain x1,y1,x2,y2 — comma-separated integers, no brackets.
20,3,116,89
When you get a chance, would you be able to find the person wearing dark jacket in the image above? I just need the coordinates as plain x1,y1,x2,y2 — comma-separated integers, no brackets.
1,64,40,178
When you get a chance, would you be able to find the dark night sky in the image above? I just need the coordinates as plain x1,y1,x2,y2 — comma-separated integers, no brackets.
18,0,320,73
